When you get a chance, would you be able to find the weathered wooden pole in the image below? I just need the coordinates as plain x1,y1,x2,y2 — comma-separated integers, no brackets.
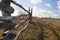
29,7,33,23
30,8,32,22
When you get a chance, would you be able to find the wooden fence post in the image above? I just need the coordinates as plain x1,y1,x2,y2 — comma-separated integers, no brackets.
29,7,33,23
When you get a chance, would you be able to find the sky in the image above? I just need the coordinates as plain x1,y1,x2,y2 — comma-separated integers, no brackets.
0,0,60,18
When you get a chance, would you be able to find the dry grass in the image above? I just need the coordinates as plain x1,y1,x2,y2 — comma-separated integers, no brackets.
0,17,60,40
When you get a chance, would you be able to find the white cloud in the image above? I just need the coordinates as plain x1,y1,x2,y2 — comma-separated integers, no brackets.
29,0,42,4
0,11,2,16
32,6,59,18
46,3,52,8
11,3,25,16
11,3,20,16
57,0,60,18
57,0,60,10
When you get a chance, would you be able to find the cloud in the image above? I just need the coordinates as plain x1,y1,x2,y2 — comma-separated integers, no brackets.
46,3,52,8
32,6,59,18
57,0,60,18
29,0,42,4
11,3,25,16
57,0,60,10
0,11,2,16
